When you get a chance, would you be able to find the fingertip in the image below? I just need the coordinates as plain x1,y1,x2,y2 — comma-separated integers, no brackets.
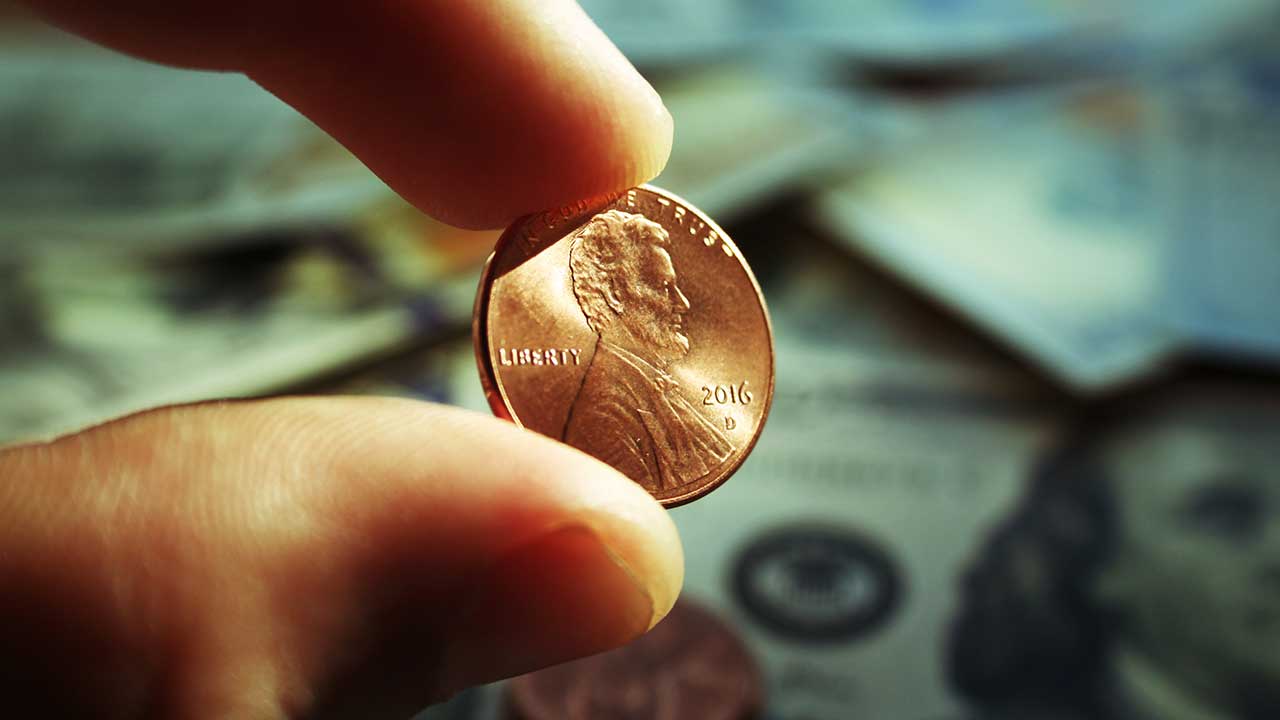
435,524,655,695
459,402,687,631
244,0,673,229
568,472,684,632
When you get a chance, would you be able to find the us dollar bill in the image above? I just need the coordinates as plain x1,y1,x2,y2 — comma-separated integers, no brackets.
816,81,1181,392
581,0,1275,70
0,34,386,259
0,203,486,445
652,64,855,220
815,48,1280,393
1162,47,1280,362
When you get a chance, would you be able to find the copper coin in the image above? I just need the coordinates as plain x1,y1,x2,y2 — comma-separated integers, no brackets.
473,185,775,507
506,599,764,720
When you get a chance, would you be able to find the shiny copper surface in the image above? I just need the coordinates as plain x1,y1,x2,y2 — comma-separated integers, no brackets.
506,599,764,720
474,185,774,507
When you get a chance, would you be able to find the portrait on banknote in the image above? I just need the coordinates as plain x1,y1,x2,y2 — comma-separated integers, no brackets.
947,376,1280,720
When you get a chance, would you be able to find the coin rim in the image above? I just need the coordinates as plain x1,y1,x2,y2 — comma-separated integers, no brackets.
473,184,775,508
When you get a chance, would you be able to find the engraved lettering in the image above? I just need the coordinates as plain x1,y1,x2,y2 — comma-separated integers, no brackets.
725,417,737,430
701,382,753,405
673,206,687,225
625,189,638,208
498,347,584,367
704,230,718,247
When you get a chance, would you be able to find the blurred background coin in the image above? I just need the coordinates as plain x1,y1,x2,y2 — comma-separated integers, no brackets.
506,598,764,720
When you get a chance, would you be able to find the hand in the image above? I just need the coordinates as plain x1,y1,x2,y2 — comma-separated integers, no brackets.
3,2,681,718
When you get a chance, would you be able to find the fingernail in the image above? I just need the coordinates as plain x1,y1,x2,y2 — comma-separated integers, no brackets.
436,524,661,695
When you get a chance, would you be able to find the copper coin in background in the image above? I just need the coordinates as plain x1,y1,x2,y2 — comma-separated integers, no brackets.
507,599,764,720
474,185,774,507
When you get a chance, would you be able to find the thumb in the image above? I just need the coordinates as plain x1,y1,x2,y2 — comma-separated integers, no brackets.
0,397,682,719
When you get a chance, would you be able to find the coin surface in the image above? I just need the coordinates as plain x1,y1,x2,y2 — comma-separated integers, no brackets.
474,185,774,507
506,599,765,720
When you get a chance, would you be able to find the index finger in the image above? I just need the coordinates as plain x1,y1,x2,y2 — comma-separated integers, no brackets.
21,0,673,229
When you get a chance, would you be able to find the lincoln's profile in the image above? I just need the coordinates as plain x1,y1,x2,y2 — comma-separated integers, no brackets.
562,209,732,491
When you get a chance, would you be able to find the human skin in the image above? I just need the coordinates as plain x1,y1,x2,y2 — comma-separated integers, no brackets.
1,2,681,718
20,0,673,230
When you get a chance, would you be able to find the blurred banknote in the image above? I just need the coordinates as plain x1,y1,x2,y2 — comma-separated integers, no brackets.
653,64,855,219
581,0,1275,69
771,0,1277,72
682,356,1280,720
816,60,1280,392
0,205,489,444
1163,50,1280,363
817,82,1179,391
0,34,386,258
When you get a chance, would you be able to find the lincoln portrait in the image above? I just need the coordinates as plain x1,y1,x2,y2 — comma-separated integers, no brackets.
561,209,732,492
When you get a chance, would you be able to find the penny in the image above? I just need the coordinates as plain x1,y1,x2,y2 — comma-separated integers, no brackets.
506,599,765,720
474,185,775,507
